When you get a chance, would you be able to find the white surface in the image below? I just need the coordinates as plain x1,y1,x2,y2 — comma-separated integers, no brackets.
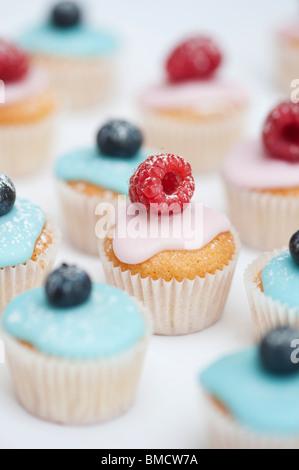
0,0,297,450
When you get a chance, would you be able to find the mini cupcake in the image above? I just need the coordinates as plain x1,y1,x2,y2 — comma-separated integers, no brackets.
19,2,118,110
200,328,299,449
2,264,150,425
99,153,240,336
223,101,299,251
244,230,299,339
140,36,249,173
0,174,60,313
56,120,148,255
276,20,299,94
0,40,56,177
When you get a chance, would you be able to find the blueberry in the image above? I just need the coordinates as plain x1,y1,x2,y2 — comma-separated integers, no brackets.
260,327,299,375
46,264,92,308
97,120,143,158
0,174,16,217
51,2,81,29
290,231,299,266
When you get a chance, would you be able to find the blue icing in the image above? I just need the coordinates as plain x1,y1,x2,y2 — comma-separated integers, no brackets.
200,348,299,435
262,250,299,310
18,24,118,58
3,283,146,360
0,199,45,268
55,148,148,195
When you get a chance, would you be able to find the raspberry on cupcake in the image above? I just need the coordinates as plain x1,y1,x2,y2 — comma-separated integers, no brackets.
0,173,60,313
2,264,151,425
140,35,249,173
245,230,299,338
0,40,29,82
200,328,299,449
223,101,299,251
55,120,149,255
18,1,118,110
166,36,222,82
100,153,240,336
0,40,56,177
129,153,195,213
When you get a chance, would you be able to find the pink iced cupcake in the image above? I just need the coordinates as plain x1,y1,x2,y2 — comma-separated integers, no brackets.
140,36,250,173
0,40,57,177
223,101,299,251
100,153,240,336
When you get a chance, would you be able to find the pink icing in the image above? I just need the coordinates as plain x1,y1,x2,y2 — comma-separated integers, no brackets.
222,139,299,190
277,21,299,41
2,68,49,106
140,79,249,114
112,202,231,265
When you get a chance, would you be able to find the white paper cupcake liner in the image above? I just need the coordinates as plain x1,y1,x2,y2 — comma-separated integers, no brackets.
224,183,299,251
205,396,299,449
57,181,118,256
0,114,56,177
99,230,240,336
141,107,248,173
32,54,117,110
3,301,151,425
0,218,61,314
276,39,299,94
244,247,299,339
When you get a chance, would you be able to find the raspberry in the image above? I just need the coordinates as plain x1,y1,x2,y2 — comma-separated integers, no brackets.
166,36,222,82
0,40,29,83
263,101,299,163
129,154,195,213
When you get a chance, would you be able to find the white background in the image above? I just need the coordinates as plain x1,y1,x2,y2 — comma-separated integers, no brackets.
0,0,297,449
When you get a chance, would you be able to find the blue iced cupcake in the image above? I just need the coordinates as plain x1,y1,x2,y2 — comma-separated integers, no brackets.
0,174,60,313
200,328,299,449
18,2,119,109
55,120,148,255
245,230,299,339
2,264,151,425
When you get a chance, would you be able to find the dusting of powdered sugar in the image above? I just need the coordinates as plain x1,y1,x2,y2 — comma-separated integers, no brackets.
0,199,45,268
3,283,146,360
